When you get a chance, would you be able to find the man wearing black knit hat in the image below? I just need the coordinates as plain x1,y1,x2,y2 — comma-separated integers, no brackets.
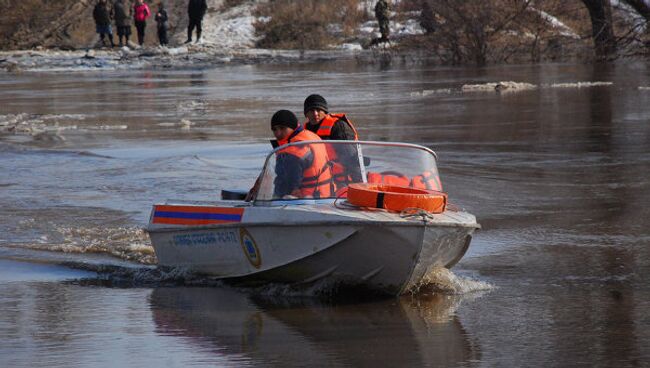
303,94,359,142
303,94,362,189
247,110,333,200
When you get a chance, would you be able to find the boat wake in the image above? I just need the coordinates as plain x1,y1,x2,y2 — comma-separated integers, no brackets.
2,247,494,300
66,263,229,288
409,267,495,295
3,225,155,265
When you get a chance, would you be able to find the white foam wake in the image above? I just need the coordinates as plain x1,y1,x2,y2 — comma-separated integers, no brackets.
411,267,495,295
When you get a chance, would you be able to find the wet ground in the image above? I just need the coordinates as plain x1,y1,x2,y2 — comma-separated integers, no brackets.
1,61,649,367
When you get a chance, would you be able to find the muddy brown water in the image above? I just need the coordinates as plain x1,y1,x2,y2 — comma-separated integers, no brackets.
1,61,649,367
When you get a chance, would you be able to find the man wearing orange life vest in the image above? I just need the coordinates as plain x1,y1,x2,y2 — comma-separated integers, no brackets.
269,110,334,199
303,94,362,188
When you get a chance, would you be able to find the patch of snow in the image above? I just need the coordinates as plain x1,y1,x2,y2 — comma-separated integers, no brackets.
200,2,260,49
87,125,129,130
157,119,194,129
611,0,647,34
177,99,208,113
336,43,363,51
0,113,87,135
504,30,537,40
547,81,613,88
166,46,189,56
358,18,425,40
357,0,375,15
531,9,580,39
410,89,453,97
461,81,613,93
359,21,377,36
393,19,425,37
462,81,537,92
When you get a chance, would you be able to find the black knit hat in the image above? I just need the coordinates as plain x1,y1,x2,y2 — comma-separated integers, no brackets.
271,110,298,130
303,94,329,115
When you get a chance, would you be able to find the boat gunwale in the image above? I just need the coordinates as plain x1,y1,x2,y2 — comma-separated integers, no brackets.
145,218,480,234
264,140,439,160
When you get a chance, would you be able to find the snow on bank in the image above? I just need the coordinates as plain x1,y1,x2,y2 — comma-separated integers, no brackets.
200,1,259,49
358,18,425,42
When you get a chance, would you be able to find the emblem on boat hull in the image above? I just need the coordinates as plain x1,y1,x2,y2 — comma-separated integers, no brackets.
240,228,261,268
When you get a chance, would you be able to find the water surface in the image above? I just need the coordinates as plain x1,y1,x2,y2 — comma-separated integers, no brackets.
1,61,649,367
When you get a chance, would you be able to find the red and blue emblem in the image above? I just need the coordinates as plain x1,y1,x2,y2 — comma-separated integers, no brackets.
152,205,244,226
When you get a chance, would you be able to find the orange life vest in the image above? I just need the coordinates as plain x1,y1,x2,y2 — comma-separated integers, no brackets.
312,113,359,141
367,171,411,187
276,127,333,198
306,113,359,188
410,170,443,191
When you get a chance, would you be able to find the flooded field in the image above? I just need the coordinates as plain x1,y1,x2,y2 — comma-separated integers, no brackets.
1,61,649,367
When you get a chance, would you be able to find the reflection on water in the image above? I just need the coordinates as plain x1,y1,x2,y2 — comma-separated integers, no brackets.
150,287,480,367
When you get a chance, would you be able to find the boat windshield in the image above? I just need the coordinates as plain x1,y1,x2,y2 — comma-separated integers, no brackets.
253,141,442,202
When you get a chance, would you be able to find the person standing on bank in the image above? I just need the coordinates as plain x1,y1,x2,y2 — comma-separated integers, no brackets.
113,0,132,47
93,0,115,48
303,94,362,190
155,2,169,46
186,0,207,44
375,0,390,42
133,0,151,46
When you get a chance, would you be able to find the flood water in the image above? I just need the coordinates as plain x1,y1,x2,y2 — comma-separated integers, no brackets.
1,61,649,367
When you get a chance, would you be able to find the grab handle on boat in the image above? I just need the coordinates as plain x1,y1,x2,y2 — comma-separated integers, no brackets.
221,190,248,200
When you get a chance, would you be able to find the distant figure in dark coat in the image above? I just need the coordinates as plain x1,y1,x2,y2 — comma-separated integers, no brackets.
186,0,207,43
155,3,169,46
93,0,115,48
419,0,436,34
375,0,390,42
113,0,132,47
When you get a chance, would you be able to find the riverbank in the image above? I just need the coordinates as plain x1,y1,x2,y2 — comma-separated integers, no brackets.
4,0,646,72
0,46,362,73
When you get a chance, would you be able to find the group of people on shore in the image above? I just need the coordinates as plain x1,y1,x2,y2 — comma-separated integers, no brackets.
92,0,208,48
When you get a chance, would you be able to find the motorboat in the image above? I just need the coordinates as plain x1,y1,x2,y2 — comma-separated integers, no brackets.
146,141,479,296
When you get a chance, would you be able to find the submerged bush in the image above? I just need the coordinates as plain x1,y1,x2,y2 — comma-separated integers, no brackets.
254,0,366,50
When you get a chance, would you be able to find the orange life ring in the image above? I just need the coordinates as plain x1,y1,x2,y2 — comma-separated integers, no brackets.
347,183,447,213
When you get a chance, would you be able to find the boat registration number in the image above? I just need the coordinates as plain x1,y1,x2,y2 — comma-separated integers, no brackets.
172,231,238,247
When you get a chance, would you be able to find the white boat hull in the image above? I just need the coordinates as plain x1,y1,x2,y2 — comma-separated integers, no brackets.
147,201,478,295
